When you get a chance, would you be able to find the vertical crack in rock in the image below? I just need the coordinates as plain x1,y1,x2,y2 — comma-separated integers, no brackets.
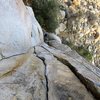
39,58,49,100
41,45,100,99
43,60,49,100
34,48,49,100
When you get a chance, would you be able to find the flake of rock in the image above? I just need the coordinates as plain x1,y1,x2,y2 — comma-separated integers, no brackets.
42,42,100,99
35,45,95,100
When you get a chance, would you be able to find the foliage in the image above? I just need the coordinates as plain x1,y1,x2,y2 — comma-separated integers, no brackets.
32,0,59,32
63,40,93,61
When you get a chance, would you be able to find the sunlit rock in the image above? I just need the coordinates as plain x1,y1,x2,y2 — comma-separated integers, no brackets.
0,0,32,57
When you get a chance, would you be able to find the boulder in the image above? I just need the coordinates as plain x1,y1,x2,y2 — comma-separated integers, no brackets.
27,6,44,46
0,0,32,57
0,0,43,58
0,0,43,82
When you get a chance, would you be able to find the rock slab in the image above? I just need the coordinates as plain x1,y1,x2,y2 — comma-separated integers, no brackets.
35,46,95,100
42,41,100,99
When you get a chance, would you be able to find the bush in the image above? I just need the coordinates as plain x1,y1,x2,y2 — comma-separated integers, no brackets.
63,40,93,61
31,0,59,32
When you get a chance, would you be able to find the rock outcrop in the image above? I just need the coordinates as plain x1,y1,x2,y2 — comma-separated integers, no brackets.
1,41,99,100
0,54,46,100
43,41,100,99
0,0,99,100
0,0,43,77
35,45,95,100
0,0,32,57
0,0,43,57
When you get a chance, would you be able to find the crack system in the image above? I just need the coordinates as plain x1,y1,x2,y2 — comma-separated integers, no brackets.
43,59,49,100
40,45,99,99
34,48,49,100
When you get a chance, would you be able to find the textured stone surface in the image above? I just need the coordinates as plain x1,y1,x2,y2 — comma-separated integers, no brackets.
35,46,95,100
27,6,44,46
0,42,97,100
42,42,100,99
0,0,43,58
0,51,31,77
0,0,32,57
0,0,99,100
0,54,46,100
0,1,45,99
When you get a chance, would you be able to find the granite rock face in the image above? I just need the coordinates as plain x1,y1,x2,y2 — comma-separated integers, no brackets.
35,45,95,100
0,0,99,100
0,0,32,57
0,43,96,100
0,54,46,100
27,7,44,46
0,0,44,76
43,41,100,99
0,0,43,58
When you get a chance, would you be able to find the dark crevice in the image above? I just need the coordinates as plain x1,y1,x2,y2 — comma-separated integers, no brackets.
35,45,100,99
34,47,49,100
40,45,99,99
42,59,49,100
0,47,32,61
42,45,100,78
55,56,99,100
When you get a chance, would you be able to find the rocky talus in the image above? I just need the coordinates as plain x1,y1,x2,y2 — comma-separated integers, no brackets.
56,0,100,67
0,41,100,100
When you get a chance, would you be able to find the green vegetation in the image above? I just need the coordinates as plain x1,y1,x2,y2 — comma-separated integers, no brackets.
32,0,59,32
63,41,93,61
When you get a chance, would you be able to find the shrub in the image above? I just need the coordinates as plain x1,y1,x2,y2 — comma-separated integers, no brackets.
63,40,93,61
31,0,59,32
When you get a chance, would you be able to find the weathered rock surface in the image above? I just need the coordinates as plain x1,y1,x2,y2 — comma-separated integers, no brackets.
0,41,98,100
42,41,100,99
35,46,94,100
0,0,99,100
0,0,44,76
0,0,32,57
0,0,43,58
0,54,46,100
27,6,44,46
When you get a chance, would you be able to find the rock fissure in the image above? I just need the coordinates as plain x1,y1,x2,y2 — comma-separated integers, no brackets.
34,45,95,100
34,48,49,100
0,47,32,61
40,43,100,99
0,0,99,99
54,56,97,99
38,58,49,100
55,56,100,99
42,44,100,78
63,53,100,78
41,45,96,98
43,59,49,100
